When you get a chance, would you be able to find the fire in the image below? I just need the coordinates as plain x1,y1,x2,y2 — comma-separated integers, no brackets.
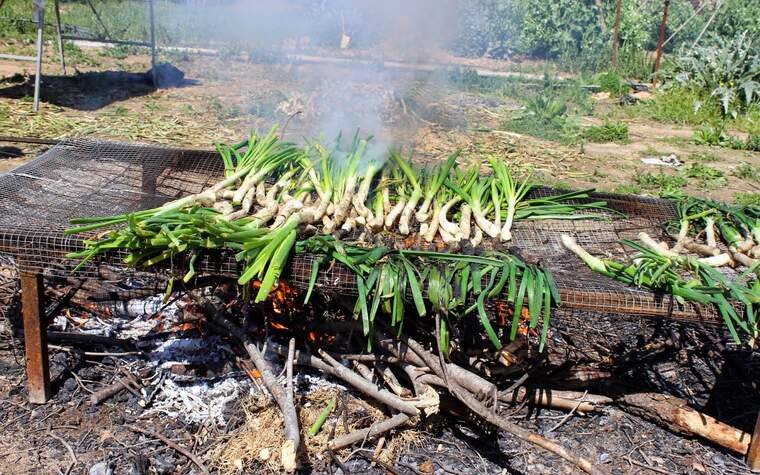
270,321,290,331
255,279,301,315
493,300,538,336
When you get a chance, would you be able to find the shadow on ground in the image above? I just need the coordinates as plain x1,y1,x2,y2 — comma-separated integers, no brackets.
0,65,195,111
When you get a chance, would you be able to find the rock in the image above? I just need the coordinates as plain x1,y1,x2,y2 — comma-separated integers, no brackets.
63,377,77,392
89,461,113,475
599,453,611,464
147,63,185,88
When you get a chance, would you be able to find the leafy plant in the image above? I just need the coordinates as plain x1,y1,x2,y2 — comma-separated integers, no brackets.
736,192,760,206
583,121,629,143
684,163,727,189
633,172,686,195
735,163,758,182
598,71,628,96
664,31,760,116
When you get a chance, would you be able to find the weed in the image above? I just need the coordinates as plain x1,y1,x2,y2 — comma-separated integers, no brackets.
735,163,758,182
684,163,727,189
693,124,725,146
111,106,128,117
614,184,642,195
583,121,629,143
626,86,723,126
694,124,760,150
735,192,760,206
633,172,687,194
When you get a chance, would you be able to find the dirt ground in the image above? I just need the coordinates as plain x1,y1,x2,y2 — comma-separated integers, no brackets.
0,42,756,202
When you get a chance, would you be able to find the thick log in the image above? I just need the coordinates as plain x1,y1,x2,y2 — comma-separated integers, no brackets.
619,393,751,455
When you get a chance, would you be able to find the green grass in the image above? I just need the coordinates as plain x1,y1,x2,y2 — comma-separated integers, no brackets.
735,192,760,206
684,163,727,190
633,171,687,195
689,152,720,162
625,86,723,126
583,121,629,143
735,163,758,182
613,184,642,195
597,71,628,96
625,86,760,136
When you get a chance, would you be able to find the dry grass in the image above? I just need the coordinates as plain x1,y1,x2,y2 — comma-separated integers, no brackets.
209,389,420,474
0,99,229,146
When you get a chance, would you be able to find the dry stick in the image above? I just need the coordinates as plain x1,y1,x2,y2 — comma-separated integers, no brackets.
327,413,411,451
282,338,299,472
127,425,209,475
449,383,599,475
499,387,611,414
89,376,140,405
202,300,298,472
317,350,420,417
396,335,600,474
619,392,751,455
50,432,77,475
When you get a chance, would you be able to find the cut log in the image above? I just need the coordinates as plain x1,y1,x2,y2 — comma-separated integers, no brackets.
619,392,751,455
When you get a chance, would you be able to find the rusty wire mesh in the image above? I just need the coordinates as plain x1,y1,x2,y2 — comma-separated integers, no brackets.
0,139,721,324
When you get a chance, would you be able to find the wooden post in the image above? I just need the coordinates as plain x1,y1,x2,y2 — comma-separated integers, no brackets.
748,413,760,470
610,0,623,65
20,272,51,404
652,0,670,88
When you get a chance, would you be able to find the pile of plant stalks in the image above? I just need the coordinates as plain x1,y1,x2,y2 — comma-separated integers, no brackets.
561,193,759,343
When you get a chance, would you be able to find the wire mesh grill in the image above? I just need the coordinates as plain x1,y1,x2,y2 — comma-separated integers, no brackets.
0,139,719,324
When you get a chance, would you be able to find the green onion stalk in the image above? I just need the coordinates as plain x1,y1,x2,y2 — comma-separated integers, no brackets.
391,151,422,235
298,235,561,353
415,151,460,223
562,234,758,344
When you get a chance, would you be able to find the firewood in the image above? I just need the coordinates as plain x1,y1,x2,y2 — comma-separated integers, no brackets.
619,392,751,455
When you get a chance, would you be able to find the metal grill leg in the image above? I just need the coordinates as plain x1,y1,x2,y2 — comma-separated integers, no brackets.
32,0,44,112
20,272,51,404
748,413,760,470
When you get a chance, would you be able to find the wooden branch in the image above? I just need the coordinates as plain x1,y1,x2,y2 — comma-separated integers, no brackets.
202,299,298,472
282,338,299,472
127,425,209,475
450,383,600,474
500,387,612,414
317,350,419,417
619,393,751,455
327,413,411,451
89,376,140,405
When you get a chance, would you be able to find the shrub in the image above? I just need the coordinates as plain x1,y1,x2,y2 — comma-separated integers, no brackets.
663,31,760,116
598,71,628,96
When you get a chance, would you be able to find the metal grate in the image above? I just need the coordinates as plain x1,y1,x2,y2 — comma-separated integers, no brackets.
0,139,720,324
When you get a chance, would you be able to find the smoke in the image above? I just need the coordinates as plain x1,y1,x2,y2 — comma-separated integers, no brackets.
169,0,463,154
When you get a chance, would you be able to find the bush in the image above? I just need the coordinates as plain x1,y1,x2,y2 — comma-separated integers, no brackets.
663,31,760,116
598,71,628,96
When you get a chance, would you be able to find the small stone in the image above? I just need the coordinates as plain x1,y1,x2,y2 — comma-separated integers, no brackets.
711,454,725,467
63,377,77,391
599,453,611,464
89,461,113,475
259,448,271,461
